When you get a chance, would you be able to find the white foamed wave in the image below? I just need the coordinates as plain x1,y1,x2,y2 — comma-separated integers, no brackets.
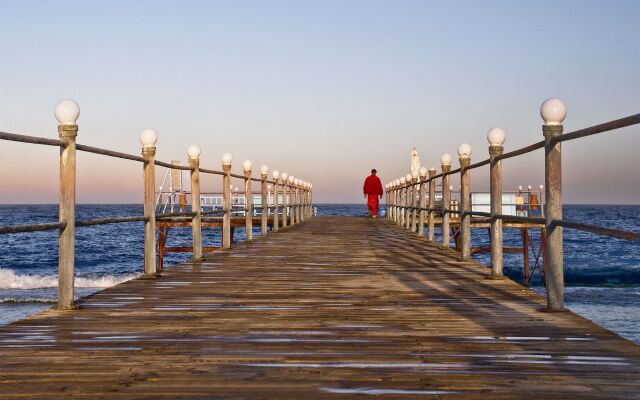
0,296,56,303
0,268,139,290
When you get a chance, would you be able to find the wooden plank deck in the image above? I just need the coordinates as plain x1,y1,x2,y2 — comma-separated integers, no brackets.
1,216,638,399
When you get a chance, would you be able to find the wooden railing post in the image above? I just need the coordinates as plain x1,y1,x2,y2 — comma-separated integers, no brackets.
272,171,280,231
55,99,79,309
441,153,452,247
281,173,288,228
140,128,158,277
410,173,418,232
541,98,567,311
222,153,232,248
488,128,506,279
427,168,436,241
418,168,427,237
289,177,296,226
389,183,394,221
309,183,313,218
302,182,308,221
295,179,301,223
399,177,406,226
393,178,402,225
307,183,312,220
387,182,396,221
243,160,253,241
307,183,312,219
458,144,472,261
384,184,389,219
187,145,202,261
260,165,269,235
404,174,411,230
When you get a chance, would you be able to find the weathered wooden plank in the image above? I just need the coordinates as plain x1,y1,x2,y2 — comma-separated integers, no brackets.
0,216,638,399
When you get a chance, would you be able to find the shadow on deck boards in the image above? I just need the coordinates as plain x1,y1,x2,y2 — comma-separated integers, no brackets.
0,216,638,399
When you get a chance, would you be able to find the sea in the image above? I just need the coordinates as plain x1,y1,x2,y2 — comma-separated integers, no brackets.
1,204,638,344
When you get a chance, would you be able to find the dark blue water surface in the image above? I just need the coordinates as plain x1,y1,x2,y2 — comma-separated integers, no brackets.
1,204,638,343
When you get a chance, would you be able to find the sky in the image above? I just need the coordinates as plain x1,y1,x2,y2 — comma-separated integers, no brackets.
1,0,639,204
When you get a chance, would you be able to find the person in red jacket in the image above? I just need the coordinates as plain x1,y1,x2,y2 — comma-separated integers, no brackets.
363,169,384,218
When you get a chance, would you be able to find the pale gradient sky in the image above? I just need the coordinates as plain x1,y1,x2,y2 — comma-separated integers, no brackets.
1,0,639,204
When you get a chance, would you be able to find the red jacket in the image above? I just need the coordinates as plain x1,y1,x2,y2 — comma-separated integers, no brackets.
363,174,383,196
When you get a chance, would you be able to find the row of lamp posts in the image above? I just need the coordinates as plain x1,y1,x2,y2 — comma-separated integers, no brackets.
53,99,313,309
384,98,567,311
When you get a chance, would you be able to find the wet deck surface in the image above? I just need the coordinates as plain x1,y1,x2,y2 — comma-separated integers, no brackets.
1,216,639,399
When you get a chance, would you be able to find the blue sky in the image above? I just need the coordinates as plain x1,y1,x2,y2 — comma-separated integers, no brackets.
1,0,639,203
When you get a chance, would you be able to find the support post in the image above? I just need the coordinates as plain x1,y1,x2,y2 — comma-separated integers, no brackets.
395,184,400,224
405,179,412,230
395,184,399,224
441,162,452,247
296,185,301,223
188,149,202,261
56,100,79,310
282,178,288,228
140,130,158,277
273,174,280,231
303,186,308,221
244,164,253,241
459,147,471,261
261,170,268,235
390,185,395,222
392,185,396,223
289,182,295,226
410,176,418,232
400,182,405,226
488,130,505,278
222,156,232,248
544,120,564,310
427,168,436,241
418,170,427,237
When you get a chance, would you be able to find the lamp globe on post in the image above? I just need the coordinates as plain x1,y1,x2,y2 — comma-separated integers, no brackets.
540,98,567,126
139,129,158,149
487,128,506,147
242,160,252,172
457,143,472,159
419,166,428,178
187,144,201,160
260,165,269,175
281,172,288,182
288,176,295,184
400,177,406,185
222,153,233,166
440,153,452,166
54,99,80,126
272,170,279,180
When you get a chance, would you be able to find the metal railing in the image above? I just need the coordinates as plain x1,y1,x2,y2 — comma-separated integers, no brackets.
0,100,314,309
385,99,639,311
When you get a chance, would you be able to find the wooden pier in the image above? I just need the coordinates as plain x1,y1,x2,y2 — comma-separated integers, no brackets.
1,216,638,399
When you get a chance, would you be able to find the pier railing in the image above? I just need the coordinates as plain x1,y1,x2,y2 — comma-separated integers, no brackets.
386,99,639,311
0,99,314,309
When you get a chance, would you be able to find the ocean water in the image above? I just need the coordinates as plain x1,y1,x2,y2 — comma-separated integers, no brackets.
0,204,638,344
